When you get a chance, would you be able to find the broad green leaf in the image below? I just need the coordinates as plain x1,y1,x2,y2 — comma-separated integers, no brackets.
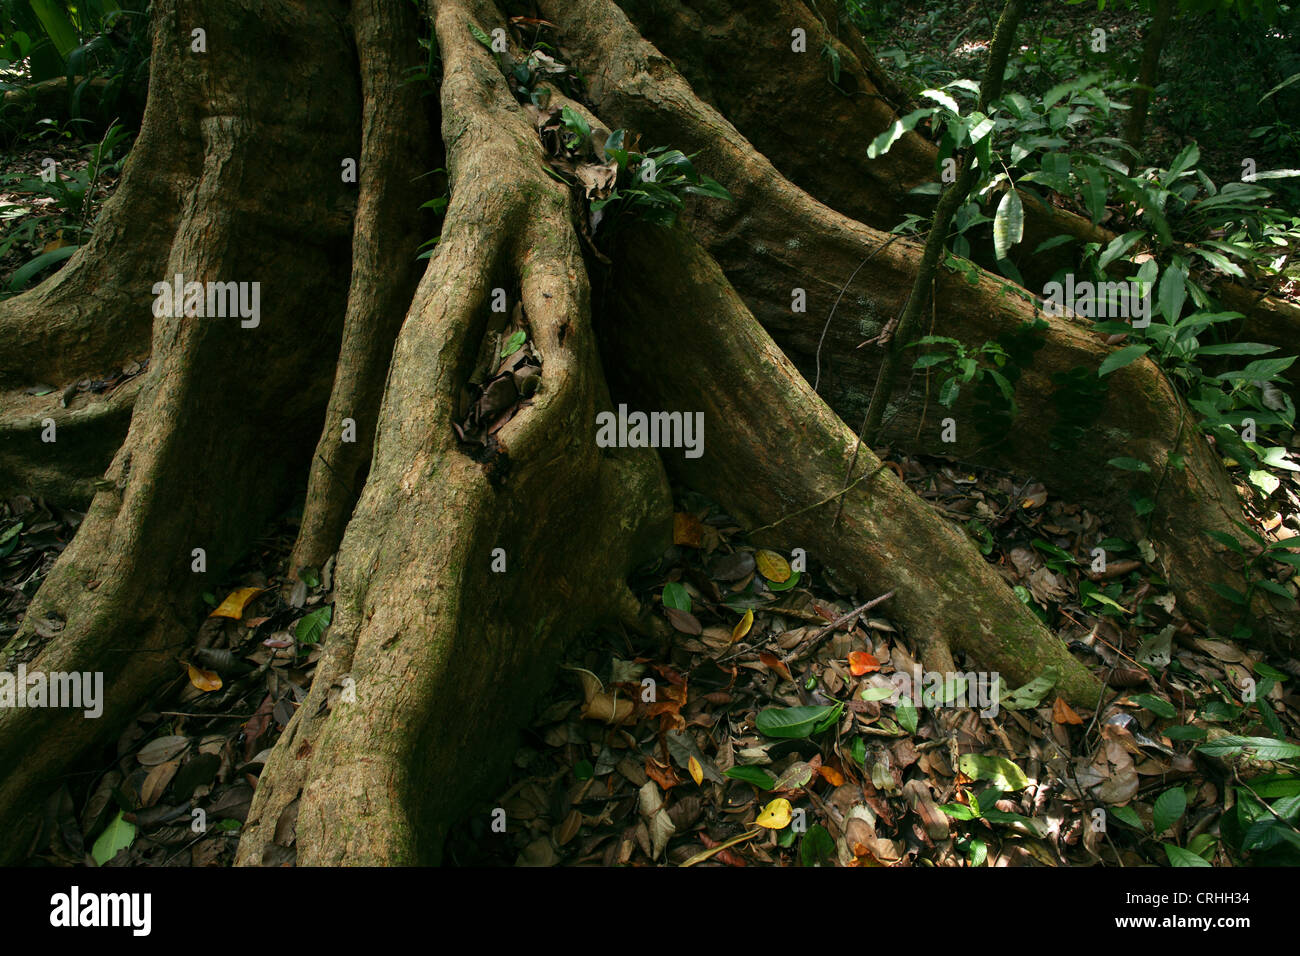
1097,230,1143,271
661,581,691,612
723,765,776,789
1098,344,1149,377
1197,735,1300,761
8,245,77,291
1164,843,1211,867
1133,693,1177,719
999,670,1058,711
800,824,836,866
1108,457,1151,472
958,754,1029,791
92,811,136,866
867,108,935,159
755,704,840,739
993,186,1024,261
919,88,959,112
1153,787,1187,835
1110,806,1144,830
1158,259,1187,321
295,605,333,645
896,695,918,734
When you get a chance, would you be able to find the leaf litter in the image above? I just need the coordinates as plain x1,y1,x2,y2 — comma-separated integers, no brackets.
5,444,1300,867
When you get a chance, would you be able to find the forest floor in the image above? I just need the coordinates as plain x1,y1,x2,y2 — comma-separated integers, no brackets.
5,445,1299,867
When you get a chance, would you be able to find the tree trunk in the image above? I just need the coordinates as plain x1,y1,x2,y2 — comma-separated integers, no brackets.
0,0,1283,866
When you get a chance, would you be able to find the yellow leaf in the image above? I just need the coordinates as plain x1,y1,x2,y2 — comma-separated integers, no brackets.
755,549,791,583
688,756,703,786
208,586,264,620
186,663,222,692
755,797,792,830
730,608,753,643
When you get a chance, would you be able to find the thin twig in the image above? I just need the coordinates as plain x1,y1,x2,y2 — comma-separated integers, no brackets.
747,462,888,536
814,233,902,394
789,591,896,660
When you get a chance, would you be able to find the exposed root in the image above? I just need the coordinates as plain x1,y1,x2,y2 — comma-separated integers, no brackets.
602,225,1103,706
543,0,1296,651
236,0,671,866
0,0,360,861
287,0,437,578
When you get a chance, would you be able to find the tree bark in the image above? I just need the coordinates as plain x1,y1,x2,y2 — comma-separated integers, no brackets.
0,0,1286,866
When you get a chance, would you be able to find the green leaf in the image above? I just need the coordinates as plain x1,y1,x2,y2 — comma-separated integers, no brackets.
1164,725,1207,741
1197,735,1300,761
939,802,979,820
1153,787,1187,835
800,824,836,866
1164,843,1211,867
1158,259,1187,321
1110,806,1144,830
1216,356,1295,382
860,685,895,702
1080,165,1109,224
1097,230,1143,271
1000,671,1058,711
91,810,136,866
1166,143,1200,181
723,765,776,789
958,754,1030,791
661,581,691,612
1194,342,1276,356
8,244,77,291
500,330,527,357
468,23,493,50
755,704,840,739
766,569,801,592
993,186,1024,261
1133,693,1177,719
1108,457,1151,473
919,88,959,112
295,605,333,645
896,695,918,734
867,108,935,159
1098,344,1149,377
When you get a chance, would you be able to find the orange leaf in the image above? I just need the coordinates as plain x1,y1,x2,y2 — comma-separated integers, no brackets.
208,586,264,620
186,663,222,692
673,512,705,548
819,766,845,786
688,756,704,786
758,651,794,683
1053,696,1084,725
645,757,680,790
730,608,753,643
848,651,880,676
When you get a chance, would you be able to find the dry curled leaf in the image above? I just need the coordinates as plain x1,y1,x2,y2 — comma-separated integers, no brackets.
186,663,223,692
1053,696,1083,725
673,512,705,548
208,586,264,620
